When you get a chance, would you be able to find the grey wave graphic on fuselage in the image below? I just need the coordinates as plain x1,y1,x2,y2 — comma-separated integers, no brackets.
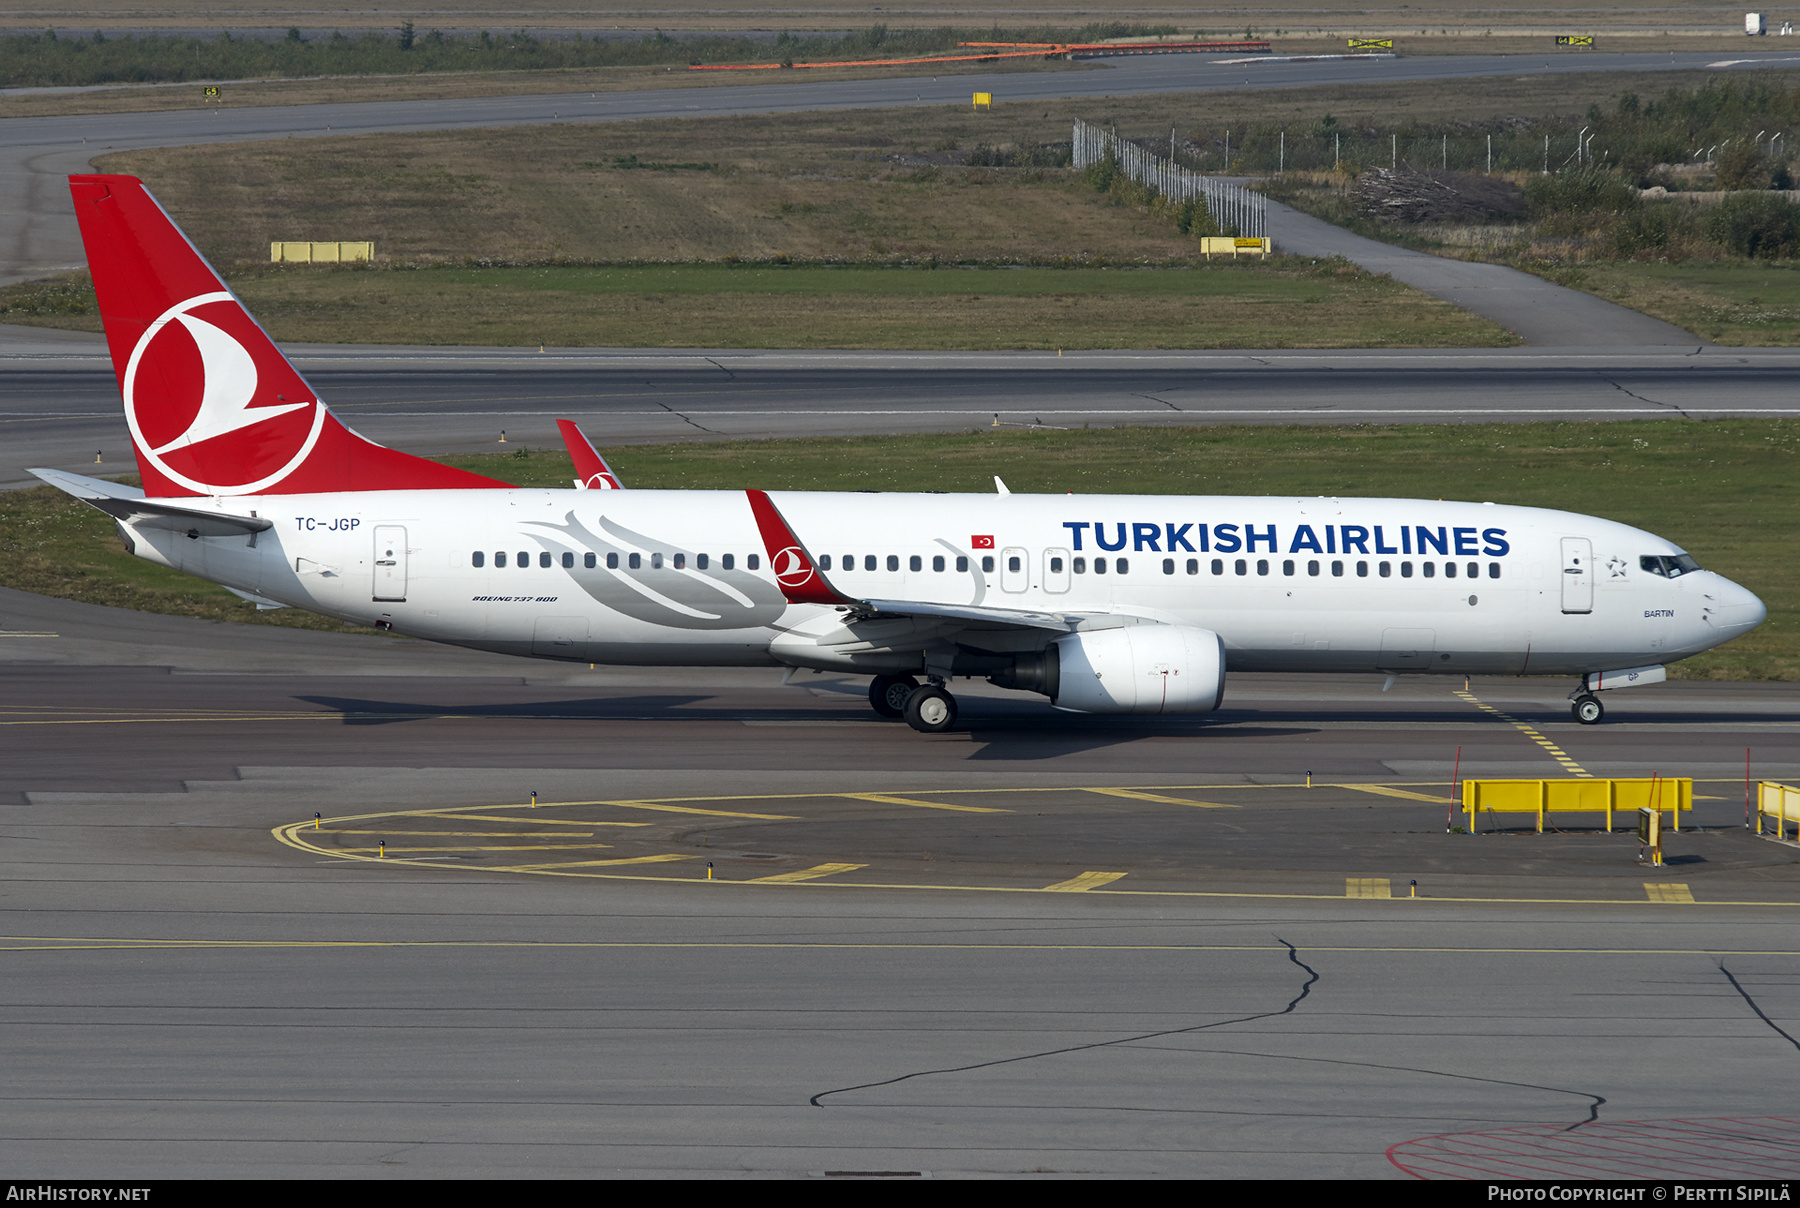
523,512,787,630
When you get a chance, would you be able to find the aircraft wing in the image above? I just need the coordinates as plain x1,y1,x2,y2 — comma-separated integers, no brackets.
746,488,1135,634
857,598,1090,632
30,468,272,537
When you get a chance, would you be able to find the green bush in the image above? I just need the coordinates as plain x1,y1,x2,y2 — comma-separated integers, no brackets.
1715,142,1774,191
1524,168,1641,217
1708,192,1800,258
1611,205,1679,257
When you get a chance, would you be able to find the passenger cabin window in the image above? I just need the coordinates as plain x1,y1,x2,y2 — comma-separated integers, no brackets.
1282,559,1295,576
955,556,968,572
1356,561,1368,578
888,555,900,572
1074,557,1087,574
1094,558,1107,575
1256,559,1269,576
628,553,641,570
865,555,878,572
651,553,663,570
1445,562,1457,579
981,556,995,573
1308,560,1320,576
747,554,760,570
472,551,485,568
607,553,619,569
1007,555,1021,573
1163,558,1175,575
495,552,507,568
1051,557,1065,573
1489,562,1502,578
1379,561,1391,578
673,553,685,570
540,552,552,568
1186,559,1199,575
910,555,922,572
722,554,735,570
1211,558,1224,575
1116,559,1129,575
696,554,708,570
933,555,946,572
517,551,529,568
1466,562,1478,579
1235,559,1247,576
562,552,574,569
1331,560,1344,577
1422,562,1435,578
820,555,833,570
585,553,596,569
1401,561,1413,578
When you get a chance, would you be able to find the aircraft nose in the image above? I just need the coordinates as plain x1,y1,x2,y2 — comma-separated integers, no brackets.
1703,576,1766,637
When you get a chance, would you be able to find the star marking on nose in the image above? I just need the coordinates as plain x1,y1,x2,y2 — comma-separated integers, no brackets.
1606,556,1629,578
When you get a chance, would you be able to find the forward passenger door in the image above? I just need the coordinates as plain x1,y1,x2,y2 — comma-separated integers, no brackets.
1560,537,1593,614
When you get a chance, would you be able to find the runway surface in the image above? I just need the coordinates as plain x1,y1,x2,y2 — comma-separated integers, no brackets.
10,49,1800,283
4,586,1800,1177
7,334,1800,489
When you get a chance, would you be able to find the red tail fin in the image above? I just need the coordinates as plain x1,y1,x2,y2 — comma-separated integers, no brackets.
556,419,623,489
68,174,509,497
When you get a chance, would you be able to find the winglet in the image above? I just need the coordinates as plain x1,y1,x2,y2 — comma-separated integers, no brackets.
556,419,623,489
744,489,859,607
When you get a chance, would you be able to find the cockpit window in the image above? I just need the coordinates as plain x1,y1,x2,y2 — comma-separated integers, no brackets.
1640,554,1702,578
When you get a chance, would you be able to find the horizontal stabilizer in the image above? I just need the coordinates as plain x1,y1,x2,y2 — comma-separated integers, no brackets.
30,467,270,536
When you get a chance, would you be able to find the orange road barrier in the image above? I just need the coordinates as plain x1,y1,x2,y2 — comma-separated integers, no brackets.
688,40,1269,71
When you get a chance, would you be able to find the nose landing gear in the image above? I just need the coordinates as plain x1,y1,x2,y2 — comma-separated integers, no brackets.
1571,693,1604,725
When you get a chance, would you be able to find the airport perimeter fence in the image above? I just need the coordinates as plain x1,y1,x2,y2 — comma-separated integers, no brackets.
1072,118,1266,239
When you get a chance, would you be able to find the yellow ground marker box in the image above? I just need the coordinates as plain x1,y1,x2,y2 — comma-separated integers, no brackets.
1463,778,1691,833
271,241,374,264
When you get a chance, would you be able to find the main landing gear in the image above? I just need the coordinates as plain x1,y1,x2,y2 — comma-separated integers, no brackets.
869,675,959,733
1570,693,1604,725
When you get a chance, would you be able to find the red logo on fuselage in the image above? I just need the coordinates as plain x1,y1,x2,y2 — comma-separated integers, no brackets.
123,292,324,495
972,534,995,549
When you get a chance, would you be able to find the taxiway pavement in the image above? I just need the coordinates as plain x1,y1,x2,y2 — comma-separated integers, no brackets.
3,586,1798,1177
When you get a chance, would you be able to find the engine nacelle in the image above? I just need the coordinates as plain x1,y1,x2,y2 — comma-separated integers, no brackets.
1049,625,1226,715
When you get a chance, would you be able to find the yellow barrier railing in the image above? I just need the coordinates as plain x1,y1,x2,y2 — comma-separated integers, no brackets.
1757,781,1800,840
1463,778,1691,833
972,91,992,109
271,241,374,264
1200,236,1270,258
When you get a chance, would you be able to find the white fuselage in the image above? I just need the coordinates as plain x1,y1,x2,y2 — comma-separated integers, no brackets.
118,489,1765,679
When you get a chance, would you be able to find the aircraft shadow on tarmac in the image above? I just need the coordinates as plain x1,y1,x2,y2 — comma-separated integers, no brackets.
292,692,1316,759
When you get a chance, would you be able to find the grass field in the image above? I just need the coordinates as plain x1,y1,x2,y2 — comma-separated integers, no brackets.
0,260,1498,349
4,420,1792,679
1535,262,1800,345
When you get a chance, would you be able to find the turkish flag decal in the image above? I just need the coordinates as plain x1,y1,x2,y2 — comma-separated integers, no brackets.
971,535,995,549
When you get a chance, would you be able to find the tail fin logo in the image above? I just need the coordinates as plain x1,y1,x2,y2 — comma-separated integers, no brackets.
772,546,814,589
123,292,325,495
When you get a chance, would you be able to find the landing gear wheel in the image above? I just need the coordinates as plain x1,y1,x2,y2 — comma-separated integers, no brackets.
1572,694,1604,725
903,685,959,733
869,675,919,719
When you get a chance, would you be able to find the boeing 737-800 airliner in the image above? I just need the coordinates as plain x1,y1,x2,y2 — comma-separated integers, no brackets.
32,175,1767,732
